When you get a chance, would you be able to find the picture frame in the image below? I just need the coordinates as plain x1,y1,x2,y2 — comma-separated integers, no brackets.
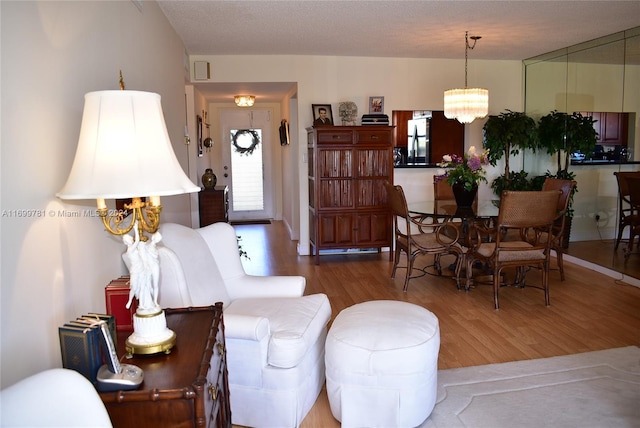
369,96,384,114
312,104,334,126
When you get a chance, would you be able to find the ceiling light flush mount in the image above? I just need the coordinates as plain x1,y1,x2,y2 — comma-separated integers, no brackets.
444,31,489,124
235,95,255,107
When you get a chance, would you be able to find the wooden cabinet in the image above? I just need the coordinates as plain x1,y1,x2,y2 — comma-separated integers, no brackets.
199,186,229,227
308,126,393,264
429,110,465,162
100,305,231,428
582,112,629,146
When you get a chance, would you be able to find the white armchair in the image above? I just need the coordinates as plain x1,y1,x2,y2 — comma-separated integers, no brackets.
157,222,332,428
0,368,112,427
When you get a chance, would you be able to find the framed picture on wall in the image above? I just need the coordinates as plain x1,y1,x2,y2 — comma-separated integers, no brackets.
369,96,384,114
312,104,334,126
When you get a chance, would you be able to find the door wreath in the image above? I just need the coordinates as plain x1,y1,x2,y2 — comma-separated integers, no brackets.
231,129,261,155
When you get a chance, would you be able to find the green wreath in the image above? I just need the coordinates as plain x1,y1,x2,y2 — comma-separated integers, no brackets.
231,129,261,155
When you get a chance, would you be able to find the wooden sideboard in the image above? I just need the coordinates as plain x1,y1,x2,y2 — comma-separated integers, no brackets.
100,305,231,428
199,186,229,227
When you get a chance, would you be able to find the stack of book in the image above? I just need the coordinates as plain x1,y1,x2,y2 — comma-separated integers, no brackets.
58,313,116,385
361,114,389,125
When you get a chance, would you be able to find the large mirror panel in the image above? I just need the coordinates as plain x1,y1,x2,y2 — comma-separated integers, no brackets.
524,27,640,280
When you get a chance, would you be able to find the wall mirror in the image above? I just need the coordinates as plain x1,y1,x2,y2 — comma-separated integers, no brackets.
523,26,639,280
524,27,639,164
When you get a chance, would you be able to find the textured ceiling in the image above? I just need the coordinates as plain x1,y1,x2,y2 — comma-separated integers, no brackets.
157,0,640,102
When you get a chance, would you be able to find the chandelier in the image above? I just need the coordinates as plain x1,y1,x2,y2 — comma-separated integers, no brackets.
444,31,488,124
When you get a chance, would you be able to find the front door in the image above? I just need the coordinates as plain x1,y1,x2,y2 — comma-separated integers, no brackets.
220,109,274,222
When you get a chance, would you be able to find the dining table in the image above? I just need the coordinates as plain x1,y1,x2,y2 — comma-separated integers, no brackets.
409,198,501,288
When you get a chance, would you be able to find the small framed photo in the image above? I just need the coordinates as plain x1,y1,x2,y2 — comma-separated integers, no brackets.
369,96,384,114
312,104,334,126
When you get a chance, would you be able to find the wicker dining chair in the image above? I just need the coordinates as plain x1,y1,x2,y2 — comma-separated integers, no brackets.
464,190,561,310
623,176,640,260
541,177,577,280
613,171,640,251
385,182,464,292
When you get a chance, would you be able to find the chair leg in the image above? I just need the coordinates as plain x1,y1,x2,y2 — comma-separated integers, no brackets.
391,245,401,279
556,245,566,281
465,256,474,292
543,261,551,306
493,266,501,310
402,252,413,292
454,253,464,291
615,222,628,251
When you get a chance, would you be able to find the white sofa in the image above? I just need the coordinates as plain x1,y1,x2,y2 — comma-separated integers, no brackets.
0,368,113,427
157,222,332,428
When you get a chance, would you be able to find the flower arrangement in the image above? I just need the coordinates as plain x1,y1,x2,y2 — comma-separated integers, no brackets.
437,146,490,191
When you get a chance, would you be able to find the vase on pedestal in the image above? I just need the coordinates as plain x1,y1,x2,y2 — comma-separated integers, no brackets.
202,168,216,189
452,183,478,208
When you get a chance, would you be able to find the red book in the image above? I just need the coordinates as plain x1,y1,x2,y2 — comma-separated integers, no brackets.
105,276,136,332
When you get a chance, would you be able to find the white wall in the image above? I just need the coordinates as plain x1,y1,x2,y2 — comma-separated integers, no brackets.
0,1,191,388
191,54,524,253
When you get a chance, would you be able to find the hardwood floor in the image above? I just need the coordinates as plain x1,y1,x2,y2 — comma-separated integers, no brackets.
233,221,640,427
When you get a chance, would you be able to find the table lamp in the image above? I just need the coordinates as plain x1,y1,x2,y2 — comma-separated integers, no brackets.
57,86,199,356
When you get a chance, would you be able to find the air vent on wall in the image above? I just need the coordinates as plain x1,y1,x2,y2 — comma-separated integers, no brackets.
194,61,211,81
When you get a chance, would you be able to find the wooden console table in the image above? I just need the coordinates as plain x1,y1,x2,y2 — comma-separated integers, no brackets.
99,304,231,428
199,186,229,226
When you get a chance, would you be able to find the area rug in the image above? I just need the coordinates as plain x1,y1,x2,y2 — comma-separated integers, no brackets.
421,346,640,428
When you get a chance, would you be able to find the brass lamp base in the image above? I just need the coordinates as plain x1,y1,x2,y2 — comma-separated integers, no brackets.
125,332,176,358
124,309,176,358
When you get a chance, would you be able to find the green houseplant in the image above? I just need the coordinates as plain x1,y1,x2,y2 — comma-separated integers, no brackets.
537,110,598,246
538,110,598,178
482,110,539,193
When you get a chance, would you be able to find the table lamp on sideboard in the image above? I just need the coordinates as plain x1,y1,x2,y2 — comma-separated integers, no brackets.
57,83,199,357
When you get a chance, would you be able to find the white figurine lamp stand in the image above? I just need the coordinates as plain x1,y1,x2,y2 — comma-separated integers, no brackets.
122,225,175,357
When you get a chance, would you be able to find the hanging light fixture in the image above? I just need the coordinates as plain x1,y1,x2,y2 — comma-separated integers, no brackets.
234,95,255,107
444,31,488,124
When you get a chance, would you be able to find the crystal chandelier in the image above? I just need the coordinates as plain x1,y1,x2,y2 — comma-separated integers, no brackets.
444,32,489,124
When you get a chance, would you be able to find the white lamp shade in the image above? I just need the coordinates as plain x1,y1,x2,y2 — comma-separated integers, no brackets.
57,90,199,200
443,88,489,124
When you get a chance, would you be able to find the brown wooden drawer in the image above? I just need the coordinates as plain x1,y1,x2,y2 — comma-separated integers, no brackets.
317,130,353,144
356,129,391,145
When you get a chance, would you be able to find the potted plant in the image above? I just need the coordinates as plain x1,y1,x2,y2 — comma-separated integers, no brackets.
490,170,541,196
538,110,598,178
537,110,598,245
482,110,539,194
437,146,490,207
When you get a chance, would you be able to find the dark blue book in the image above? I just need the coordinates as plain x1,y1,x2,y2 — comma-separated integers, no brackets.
58,323,103,385
81,314,117,352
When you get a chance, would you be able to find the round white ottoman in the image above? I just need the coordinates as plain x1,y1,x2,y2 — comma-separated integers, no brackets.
325,300,440,428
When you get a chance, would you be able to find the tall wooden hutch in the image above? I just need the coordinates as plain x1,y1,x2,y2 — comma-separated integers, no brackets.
307,126,394,264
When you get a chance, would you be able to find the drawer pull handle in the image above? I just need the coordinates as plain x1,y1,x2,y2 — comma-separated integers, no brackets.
216,341,225,357
371,135,378,139
208,383,218,401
